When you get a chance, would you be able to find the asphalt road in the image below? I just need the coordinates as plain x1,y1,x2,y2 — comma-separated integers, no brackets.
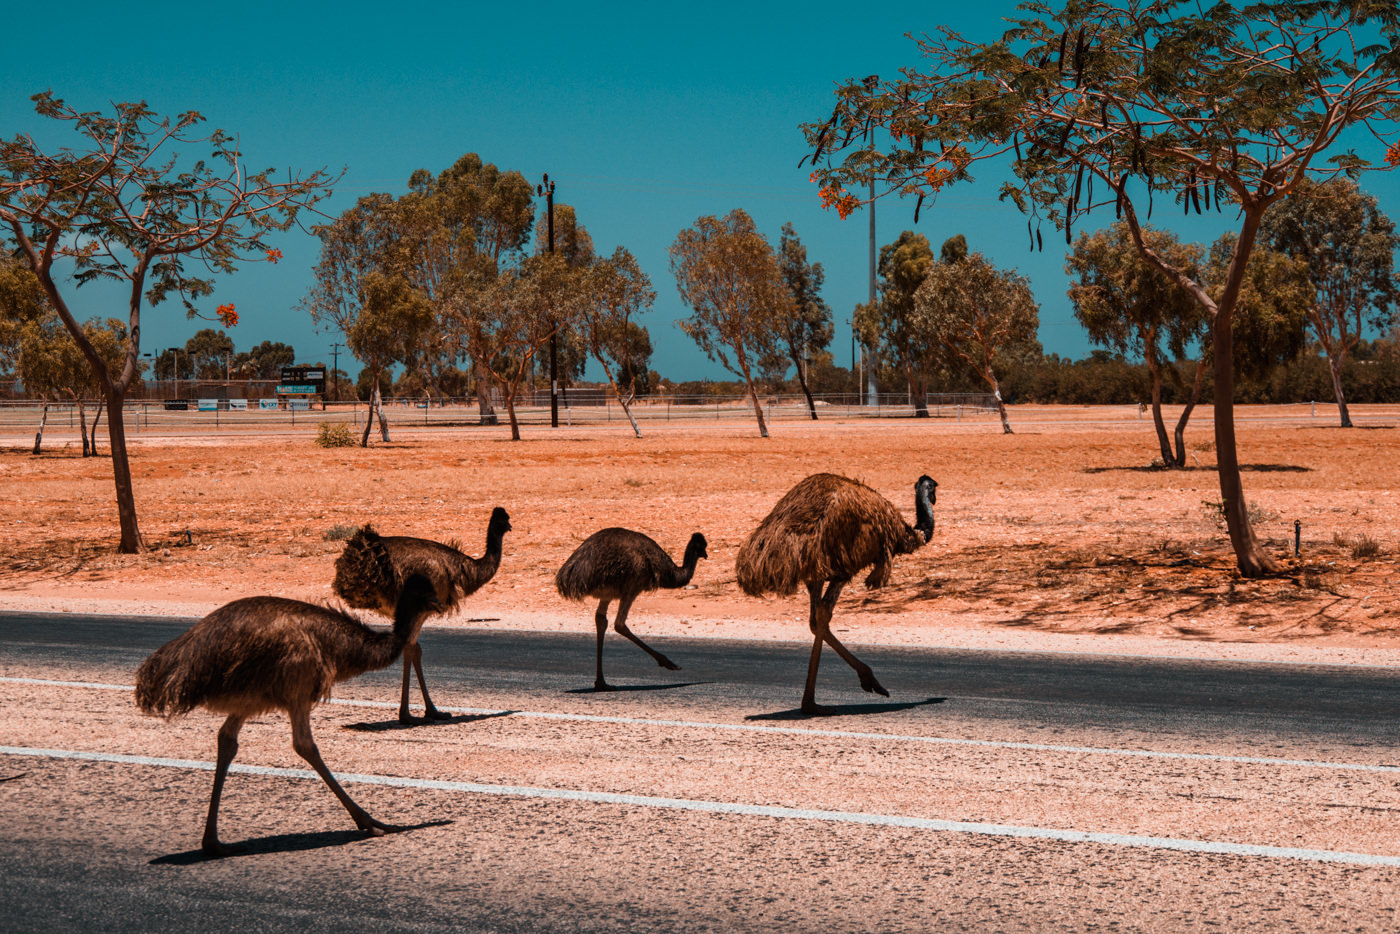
2,611,1398,932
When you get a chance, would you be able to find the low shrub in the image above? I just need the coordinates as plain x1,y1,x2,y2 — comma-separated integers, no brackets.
316,421,355,448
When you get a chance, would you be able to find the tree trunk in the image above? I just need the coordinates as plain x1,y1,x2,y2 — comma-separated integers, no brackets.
1143,352,1174,466
1211,232,1279,578
505,390,521,441
32,400,49,455
1172,358,1207,468
104,383,142,553
983,370,1012,434
910,372,929,418
77,396,91,457
792,351,819,420
1326,351,1352,428
360,378,378,447
618,393,642,439
89,398,106,457
744,380,769,438
474,359,498,425
376,388,391,442
599,359,643,439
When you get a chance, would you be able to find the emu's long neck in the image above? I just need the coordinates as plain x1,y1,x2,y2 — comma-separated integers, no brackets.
472,525,506,580
335,620,409,681
666,542,704,589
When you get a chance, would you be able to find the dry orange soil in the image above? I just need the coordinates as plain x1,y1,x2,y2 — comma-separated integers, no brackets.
3,404,1398,666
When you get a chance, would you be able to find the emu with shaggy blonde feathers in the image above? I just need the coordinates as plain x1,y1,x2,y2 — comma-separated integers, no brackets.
556,528,707,690
135,529,441,856
333,506,511,723
736,473,936,714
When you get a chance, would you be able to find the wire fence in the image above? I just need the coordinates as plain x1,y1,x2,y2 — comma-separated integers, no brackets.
0,391,1000,438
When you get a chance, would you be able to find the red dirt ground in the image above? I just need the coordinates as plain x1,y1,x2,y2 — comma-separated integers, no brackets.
3,404,1398,663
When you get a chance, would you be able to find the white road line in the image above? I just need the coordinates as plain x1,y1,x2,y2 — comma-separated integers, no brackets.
5,676,1397,776
4,744,1398,868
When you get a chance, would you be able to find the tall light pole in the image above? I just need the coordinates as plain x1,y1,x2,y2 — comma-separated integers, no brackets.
538,173,558,428
862,74,880,407
330,342,343,401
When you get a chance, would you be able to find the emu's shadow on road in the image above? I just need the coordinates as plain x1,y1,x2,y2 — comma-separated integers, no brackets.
565,681,710,695
148,819,454,865
342,710,515,732
746,696,945,721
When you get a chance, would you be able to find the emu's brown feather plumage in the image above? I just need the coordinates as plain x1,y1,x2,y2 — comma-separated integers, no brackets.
734,473,936,714
332,506,511,722
736,473,926,596
556,528,707,690
134,529,441,856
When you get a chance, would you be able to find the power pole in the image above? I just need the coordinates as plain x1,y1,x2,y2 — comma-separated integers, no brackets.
538,174,558,428
330,342,343,401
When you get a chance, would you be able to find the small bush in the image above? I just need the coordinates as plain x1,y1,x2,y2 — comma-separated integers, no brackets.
1350,534,1381,560
324,524,359,542
316,422,355,448
1202,499,1276,528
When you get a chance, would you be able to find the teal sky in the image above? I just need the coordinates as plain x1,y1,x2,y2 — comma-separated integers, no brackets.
5,1,1398,381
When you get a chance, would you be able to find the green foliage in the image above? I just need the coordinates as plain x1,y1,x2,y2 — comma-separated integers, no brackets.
774,222,834,385
0,253,50,374
240,340,296,380
671,210,787,382
1206,236,1312,381
315,423,356,449
184,328,235,380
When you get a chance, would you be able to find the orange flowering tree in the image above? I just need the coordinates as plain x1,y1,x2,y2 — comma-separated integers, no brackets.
0,92,336,552
802,0,1400,578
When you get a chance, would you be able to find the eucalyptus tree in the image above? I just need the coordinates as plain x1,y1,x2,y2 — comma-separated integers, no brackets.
184,328,235,380
776,223,834,419
1,92,335,552
345,273,435,446
1258,178,1400,427
671,209,789,438
531,202,595,397
803,0,1400,576
463,251,580,440
1068,222,1208,465
241,340,296,380
855,232,937,415
19,315,130,455
401,154,535,420
577,247,656,437
913,251,1040,433
1,252,49,374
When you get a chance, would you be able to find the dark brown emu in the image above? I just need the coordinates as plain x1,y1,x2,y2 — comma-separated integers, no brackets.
333,506,511,723
134,529,441,856
735,474,936,715
555,528,707,690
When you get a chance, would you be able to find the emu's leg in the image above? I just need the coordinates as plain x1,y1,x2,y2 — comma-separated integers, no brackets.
815,580,887,698
594,599,613,691
613,593,680,671
411,642,450,721
399,648,416,723
801,582,832,716
289,703,401,837
202,714,247,857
